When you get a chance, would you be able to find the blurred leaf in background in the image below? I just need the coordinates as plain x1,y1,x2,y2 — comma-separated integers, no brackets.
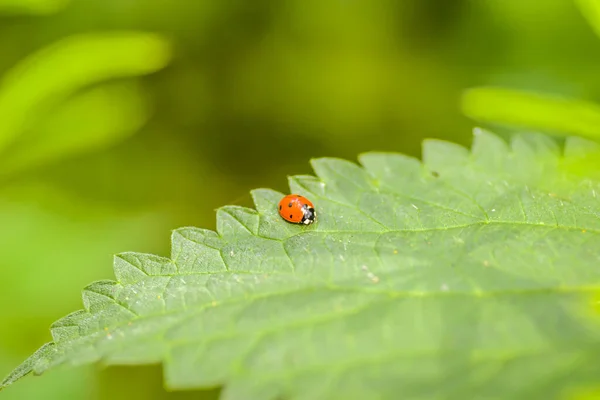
461,87,600,140
0,0,68,16
0,81,150,175
459,0,600,141
0,31,170,155
576,0,600,39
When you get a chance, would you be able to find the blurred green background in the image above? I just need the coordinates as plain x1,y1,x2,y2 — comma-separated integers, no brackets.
1,0,600,399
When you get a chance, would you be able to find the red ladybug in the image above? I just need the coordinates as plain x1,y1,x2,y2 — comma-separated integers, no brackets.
278,194,316,225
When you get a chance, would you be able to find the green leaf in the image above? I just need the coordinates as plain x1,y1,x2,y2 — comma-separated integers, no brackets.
0,0,68,15
576,0,600,40
0,82,152,176
461,86,600,139
0,32,171,154
3,130,600,399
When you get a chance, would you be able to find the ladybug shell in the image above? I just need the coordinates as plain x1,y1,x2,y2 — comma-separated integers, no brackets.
278,194,316,225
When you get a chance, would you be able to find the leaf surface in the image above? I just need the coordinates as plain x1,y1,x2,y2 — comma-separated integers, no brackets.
3,130,600,400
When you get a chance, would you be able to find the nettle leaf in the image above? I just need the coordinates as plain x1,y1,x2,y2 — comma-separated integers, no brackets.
3,130,600,399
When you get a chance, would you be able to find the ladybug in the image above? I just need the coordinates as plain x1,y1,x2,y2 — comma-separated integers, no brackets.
278,194,316,225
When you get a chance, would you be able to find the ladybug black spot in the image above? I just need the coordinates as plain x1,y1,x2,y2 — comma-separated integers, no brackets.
289,214,293,219
279,205,282,210
288,202,293,208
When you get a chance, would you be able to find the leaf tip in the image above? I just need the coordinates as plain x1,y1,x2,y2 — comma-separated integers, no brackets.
0,342,56,391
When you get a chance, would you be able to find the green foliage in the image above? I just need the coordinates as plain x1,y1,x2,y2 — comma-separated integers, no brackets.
461,87,600,140
459,0,600,141
2,130,600,399
576,0,600,40
0,0,68,15
0,32,171,176
0,82,150,175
